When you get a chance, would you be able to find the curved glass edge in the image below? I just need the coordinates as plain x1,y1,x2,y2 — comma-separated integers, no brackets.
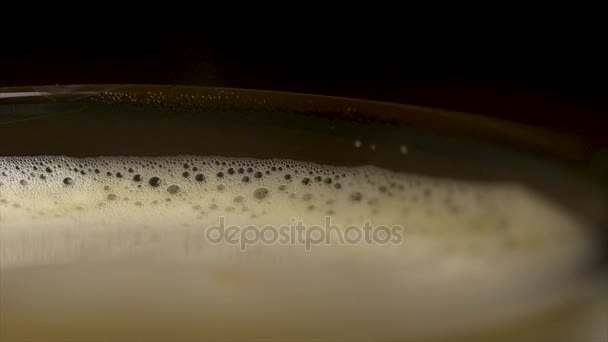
0,84,600,166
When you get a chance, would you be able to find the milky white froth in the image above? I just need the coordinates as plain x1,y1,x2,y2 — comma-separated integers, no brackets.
0,156,596,340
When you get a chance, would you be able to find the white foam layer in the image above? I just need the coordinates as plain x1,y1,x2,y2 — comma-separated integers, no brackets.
0,156,597,340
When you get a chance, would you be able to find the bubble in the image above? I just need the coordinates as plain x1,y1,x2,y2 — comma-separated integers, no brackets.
217,184,226,191
167,185,181,194
349,192,363,201
227,168,235,175
302,178,311,185
195,174,206,182
254,171,263,178
242,176,250,183
148,177,162,187
234,196,245,203
45,167,53,173
19,179,28,186
40,174,47,180
182,172,190,178
116,172,124,178
354,140,362,148
133,174,143,182
107,194,118,200
63,177,74,185
253,188,270,199
216,172,224,178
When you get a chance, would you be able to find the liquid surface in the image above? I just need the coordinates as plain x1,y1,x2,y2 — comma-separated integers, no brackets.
0,156,598,341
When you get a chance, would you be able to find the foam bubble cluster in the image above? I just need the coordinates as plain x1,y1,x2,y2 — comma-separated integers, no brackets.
0,155,592,272
0,155,599,340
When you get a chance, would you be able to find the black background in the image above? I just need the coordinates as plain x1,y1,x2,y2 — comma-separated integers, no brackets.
1,27,606,146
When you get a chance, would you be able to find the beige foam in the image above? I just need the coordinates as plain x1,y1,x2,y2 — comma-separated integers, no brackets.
0,156,597,340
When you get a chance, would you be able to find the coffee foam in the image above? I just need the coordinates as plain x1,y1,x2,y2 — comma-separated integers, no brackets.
0,156,597,339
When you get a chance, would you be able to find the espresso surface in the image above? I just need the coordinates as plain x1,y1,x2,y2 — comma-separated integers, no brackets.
0,156,599,340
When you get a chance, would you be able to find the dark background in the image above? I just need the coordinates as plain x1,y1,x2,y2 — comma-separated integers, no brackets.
1,28,606,146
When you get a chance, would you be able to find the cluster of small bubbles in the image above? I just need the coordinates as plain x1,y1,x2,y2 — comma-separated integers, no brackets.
0,154,583,261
